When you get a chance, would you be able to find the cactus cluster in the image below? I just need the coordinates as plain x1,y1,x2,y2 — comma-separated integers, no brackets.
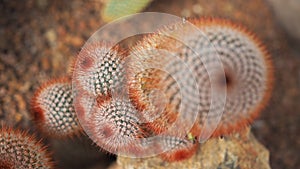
31,17,273,162
129,18,273,138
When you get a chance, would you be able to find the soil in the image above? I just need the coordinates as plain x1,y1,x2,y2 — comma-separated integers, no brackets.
0,0,299,169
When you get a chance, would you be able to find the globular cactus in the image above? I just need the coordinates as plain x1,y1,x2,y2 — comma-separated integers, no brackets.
159,135,198,162
128,18,274,139
31,77,82,138
158,123,200,162
0,156,14,169
128,67,181,134
87,96,147,156
183,18,273,137
72,42,127,98
72,42,138,152
0,127,53,169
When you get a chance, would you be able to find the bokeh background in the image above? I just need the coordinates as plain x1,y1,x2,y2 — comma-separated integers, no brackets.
0,0,299,169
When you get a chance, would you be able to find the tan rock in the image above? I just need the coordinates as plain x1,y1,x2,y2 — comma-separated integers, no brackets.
111,128,270,169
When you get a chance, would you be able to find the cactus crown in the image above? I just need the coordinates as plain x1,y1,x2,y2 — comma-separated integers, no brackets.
31,77,81,137
0,127,53,169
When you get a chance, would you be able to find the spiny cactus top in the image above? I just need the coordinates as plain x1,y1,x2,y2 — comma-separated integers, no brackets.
129,18,273,138
183,18,273,137
0,127,53,169
87,96,147,156
157,123,200,162
31,77,82,137
73,42,126,97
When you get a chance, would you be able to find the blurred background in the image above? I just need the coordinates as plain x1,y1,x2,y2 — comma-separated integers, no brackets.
0,0,299,169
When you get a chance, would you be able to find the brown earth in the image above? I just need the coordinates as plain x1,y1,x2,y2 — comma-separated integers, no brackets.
0,0,299,169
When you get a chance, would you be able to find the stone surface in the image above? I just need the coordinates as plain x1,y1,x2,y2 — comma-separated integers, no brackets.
112,128,270,169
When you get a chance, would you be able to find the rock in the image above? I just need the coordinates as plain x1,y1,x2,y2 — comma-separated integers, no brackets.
111,128,271,169
45,29,57,47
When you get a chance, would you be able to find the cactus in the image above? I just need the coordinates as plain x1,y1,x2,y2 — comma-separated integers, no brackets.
31,17,274,162
128,18,274,139
31,77,82,138
159,123,200,162
73,42,126,97
87,96,147,156
0,127,53,168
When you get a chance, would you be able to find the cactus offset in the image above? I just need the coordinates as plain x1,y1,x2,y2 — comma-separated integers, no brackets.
31,77,82,137
0,127,53,169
